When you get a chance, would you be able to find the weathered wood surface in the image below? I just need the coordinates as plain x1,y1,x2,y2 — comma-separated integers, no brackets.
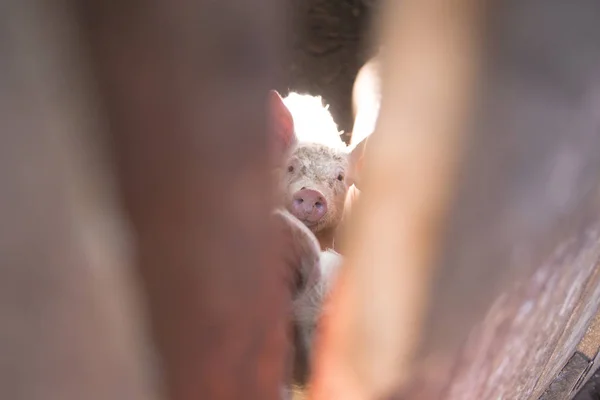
0,1,158,399
571,312,600,397
77,0,292,399
310,0,485,398
574,362,600,400
311,0,600,399
1,0,292,399
4,0,600,399
417,1,600,398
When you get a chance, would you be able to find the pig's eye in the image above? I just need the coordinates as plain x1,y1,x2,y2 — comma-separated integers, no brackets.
288,165,294,173
337,173,344,181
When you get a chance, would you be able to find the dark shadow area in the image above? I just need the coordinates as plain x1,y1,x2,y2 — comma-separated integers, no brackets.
278,0,380,141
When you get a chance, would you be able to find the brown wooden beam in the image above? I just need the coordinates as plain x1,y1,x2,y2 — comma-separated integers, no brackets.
76,0,291,399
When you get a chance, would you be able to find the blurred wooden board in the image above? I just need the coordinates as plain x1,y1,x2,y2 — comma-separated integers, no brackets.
397,0,600,399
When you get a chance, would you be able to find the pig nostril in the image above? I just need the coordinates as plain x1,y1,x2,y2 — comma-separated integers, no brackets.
315,201,322,208
300,187,306,190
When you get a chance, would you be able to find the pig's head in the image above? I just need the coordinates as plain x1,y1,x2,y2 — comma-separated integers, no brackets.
268,90,366,237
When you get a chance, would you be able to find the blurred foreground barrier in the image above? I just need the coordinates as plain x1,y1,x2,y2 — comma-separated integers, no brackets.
310,0,600,399
0,1,157,399
78,0,290,399
1,0,288,399
3,0,600,399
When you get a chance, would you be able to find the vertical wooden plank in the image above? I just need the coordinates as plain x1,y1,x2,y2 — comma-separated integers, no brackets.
0,1,158,399
417,1,600,398
313,0,600,399
310,0,485,398
77,0,289,399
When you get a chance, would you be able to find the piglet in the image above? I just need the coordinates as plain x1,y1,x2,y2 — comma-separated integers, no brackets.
269,90,366,252
272,208,343,397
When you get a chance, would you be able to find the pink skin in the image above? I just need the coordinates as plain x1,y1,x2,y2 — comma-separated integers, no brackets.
282,147,349,242
268,90,366,393
292,188,328,225
268,90,366,250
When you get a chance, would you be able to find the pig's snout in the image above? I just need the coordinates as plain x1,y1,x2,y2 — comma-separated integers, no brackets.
292,188,328,224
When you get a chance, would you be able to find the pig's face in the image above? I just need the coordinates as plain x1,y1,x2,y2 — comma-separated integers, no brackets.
278,143,351,234
268,90,366,235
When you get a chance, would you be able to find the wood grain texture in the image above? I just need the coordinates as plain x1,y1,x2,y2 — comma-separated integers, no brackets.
312,0,600,399
309,0,485,398
395,0,600,399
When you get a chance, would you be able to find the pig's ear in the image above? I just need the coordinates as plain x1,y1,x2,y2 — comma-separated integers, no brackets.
347,135,368,190
268,90,297,158
272,209,322,299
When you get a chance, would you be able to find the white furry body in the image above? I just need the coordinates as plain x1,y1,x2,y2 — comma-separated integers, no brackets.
293,248,343,356
272,92,353,397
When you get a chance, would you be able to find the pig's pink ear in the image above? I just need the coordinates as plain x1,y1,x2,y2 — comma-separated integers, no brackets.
272,209,322,298
268,90,297,157
348,135,368,190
